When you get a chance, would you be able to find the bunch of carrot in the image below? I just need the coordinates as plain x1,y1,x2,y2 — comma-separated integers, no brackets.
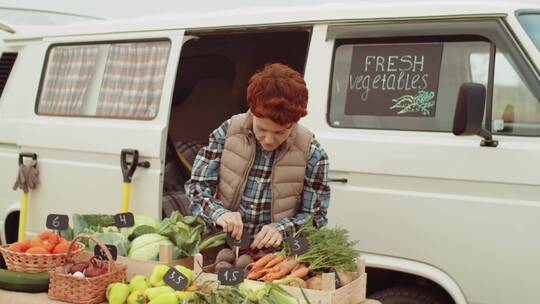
246,253,309,282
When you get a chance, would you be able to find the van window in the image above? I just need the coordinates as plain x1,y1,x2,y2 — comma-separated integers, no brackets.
519,13,540,50
36,40,170,119
328,39,490,131
472,50,540,136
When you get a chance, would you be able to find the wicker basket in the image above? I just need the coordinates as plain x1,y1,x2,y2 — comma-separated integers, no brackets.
0,241,85,273
48,233,127,304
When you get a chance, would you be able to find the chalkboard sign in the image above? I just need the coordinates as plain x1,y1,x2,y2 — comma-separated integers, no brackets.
164,267,189,291
114,212,135,228
344,43,443,117
331,268,341,289
285,237,309,255
94,244,118,261
46,214,69,230
218,267,244,286
226,229,250,249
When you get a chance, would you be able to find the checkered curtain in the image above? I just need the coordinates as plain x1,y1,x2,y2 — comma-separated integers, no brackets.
37,46,99,115
96,41,170,119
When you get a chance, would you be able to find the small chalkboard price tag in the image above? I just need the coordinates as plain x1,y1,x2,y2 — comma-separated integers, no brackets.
218,267,244,286
331,268,341,289
94,244,118,261
285,237,309,255
46,214,69,231
164,267,189,291
226,229,250,249
114,212,135,228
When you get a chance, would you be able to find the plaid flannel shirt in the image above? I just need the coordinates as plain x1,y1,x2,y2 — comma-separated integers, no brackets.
185,119,330,238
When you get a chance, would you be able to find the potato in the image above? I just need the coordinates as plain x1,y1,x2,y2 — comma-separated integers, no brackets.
306,275,322,290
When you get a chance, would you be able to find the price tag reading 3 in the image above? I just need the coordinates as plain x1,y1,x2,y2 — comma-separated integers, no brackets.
94,244,118,261
218,267,244,286
285,237,309,255
164,267,189,291
46,214,69,230
226,229,250,249
114,212,135,228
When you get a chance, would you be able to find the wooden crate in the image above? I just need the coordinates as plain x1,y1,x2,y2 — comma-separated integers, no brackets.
116,244,202,280
195,258,367,304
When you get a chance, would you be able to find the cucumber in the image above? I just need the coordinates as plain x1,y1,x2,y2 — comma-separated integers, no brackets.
0,268,50,293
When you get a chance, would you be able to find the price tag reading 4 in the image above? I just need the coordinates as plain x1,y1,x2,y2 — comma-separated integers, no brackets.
46,214,69,231
226,229,250,249
114,212,135,228
285,237,309,255
164,267,189,291
218,267,244,286
94,244,118,261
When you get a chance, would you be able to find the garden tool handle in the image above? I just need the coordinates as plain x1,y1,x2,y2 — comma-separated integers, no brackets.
18,152,37,166
120,149,150,183
17,152,37,242
121,149,139,183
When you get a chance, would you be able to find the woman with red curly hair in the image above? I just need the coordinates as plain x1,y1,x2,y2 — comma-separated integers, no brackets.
185,63,330,249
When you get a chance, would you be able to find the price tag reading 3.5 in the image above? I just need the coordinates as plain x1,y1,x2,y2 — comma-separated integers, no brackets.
218,267,244,286
114,212,135,228
164,267,189,291
285,237,309,255
46,214,69,231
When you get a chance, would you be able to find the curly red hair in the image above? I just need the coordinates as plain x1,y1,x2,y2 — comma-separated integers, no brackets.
247,63,308,126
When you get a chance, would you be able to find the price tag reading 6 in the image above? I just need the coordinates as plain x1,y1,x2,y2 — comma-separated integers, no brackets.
285,237,309,255
218,267,244,286
164,267,188,291
46,214,69,231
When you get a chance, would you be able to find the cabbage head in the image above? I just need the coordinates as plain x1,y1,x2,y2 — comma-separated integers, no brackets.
128,233,173,261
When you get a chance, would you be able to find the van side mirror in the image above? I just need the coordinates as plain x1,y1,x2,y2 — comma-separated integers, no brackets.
452,83,498,147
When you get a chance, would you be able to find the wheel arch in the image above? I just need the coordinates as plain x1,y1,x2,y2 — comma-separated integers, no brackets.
363,253,467,304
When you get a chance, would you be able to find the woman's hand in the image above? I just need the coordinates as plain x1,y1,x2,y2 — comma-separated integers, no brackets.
251,225,283,249
216,212,243,240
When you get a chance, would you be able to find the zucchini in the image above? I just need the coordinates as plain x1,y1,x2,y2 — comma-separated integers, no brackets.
0,268,50,293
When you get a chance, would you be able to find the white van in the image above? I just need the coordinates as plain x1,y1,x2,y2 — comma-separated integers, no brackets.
1,1,539,303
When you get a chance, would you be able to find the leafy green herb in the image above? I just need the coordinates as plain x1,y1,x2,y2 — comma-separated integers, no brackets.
293,221,359,272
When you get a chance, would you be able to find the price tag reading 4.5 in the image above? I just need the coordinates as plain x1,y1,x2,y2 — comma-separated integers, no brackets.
164,267,189,291
94,244,118,261
114,212,135,228
226,229,250,249
46,214,69,231
218,267,244,286
285,237,309,255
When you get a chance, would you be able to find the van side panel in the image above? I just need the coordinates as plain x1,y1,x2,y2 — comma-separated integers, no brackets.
303,24,540,304
0,31,184,237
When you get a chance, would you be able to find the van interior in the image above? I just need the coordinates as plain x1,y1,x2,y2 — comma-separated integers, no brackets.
161,28,311,218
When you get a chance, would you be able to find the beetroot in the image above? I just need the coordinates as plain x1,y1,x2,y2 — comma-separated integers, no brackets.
84,257,108,277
